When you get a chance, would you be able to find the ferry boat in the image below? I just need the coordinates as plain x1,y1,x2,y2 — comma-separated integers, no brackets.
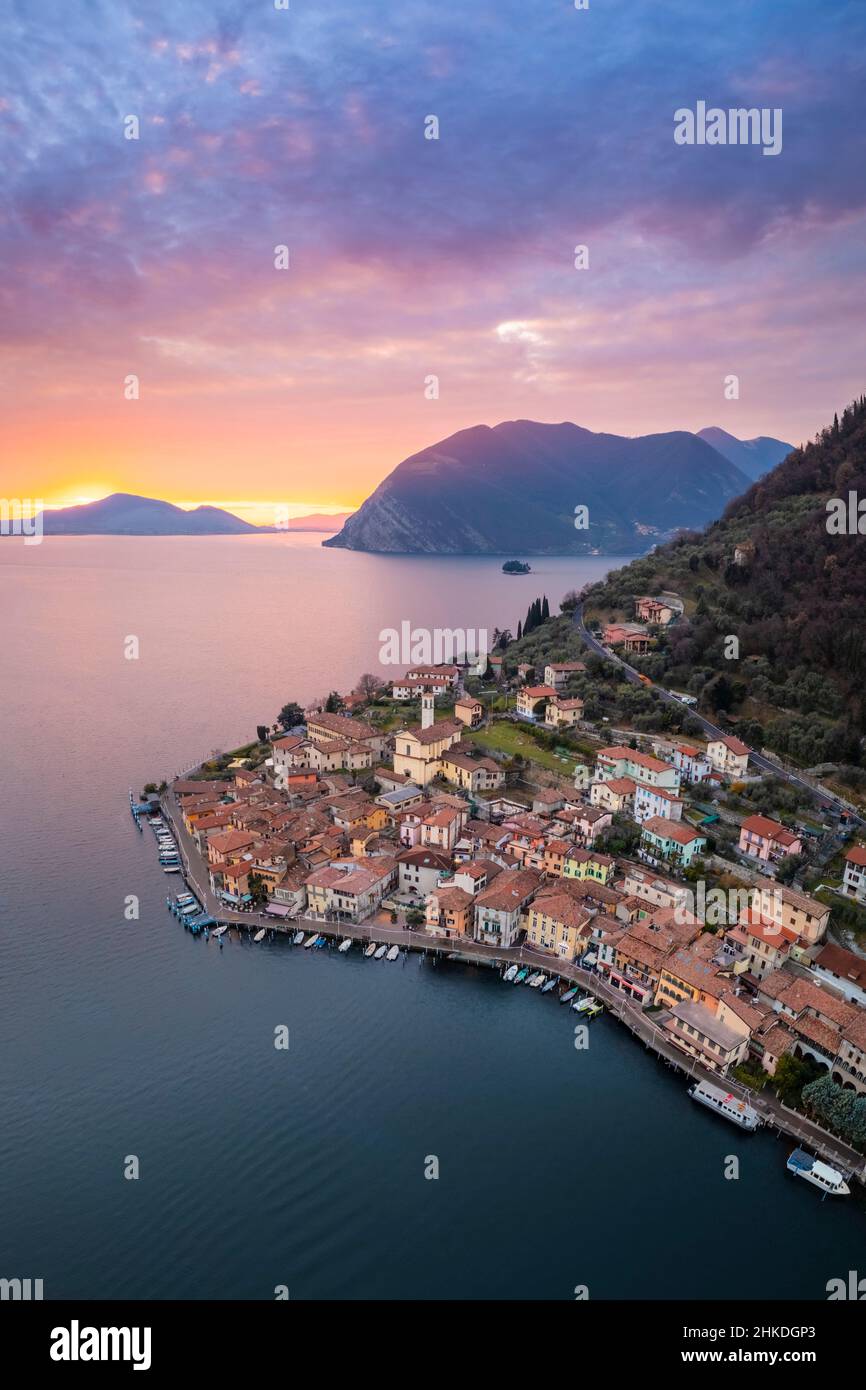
364,942,378,957
503,965,518,982
386,945,400,961
253,928,266,942
293,929,305,945
374,944,388,959
786,1148,850,1196
688,1081,761,1132
304,933,318,948
560,987,578,1004
338,938,352,952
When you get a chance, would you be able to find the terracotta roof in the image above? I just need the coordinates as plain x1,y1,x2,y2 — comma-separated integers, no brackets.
475,867,541,912
404,719,462,746
741,815,798,845
815,942,866,989
846,845,866,867
643,816,704,846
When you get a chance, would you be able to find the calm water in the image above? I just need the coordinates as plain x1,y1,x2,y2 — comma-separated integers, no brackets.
2,535,866,1299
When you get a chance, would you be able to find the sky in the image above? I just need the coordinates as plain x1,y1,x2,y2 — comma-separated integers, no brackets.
2,0,866,523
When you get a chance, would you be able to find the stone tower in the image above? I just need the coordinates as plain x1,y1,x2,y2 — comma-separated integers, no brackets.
421,692,435,730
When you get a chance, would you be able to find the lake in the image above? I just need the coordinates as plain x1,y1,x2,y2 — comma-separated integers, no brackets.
2,535,865,1298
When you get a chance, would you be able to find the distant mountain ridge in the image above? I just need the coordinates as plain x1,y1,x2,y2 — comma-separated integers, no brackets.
26,495,353,536
323,420,760,555
696,426,793,481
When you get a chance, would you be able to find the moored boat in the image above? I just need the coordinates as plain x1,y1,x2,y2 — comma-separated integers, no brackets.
253,928,266,942
503,965,518,982
541,976,558,993
786,1147,849,1195
514,968,528,984
338,938,352,952
560,987,578,1003
293,929,305,945
386,945,400,961
304,933,318,948
364,942,378,957
688,1081,761,1132
212,925,227,939
315,935,327,948
374,944,388,959
528,973,545,988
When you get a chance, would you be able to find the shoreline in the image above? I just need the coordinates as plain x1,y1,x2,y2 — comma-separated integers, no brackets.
157,789,866,1188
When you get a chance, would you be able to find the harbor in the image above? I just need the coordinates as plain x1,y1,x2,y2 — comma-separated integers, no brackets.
142,789,866,1191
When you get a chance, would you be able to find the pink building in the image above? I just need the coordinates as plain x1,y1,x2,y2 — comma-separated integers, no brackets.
738,815,802,864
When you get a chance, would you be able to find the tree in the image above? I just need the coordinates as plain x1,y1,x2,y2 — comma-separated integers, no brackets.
325,691,344,713
775,853,806,886
248,873,268,908
277,701,304,730
357,673,382,701
560,589,581,613
256,725,268,744
516,620,522,640
541,595,550,621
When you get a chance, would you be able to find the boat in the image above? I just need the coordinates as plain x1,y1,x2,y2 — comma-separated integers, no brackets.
688,1081,761,1132
513,968,528,985
293,929,305,945
304,933,318,948
375,944,388,959
584,1003,604,1020
560,987,578,1004
315,935,327,948
364,943,378,957
253,928,266,942
786,1148,850,1196
338,938,352,952
528,973,545,988
212,925,227,939
572,995,594,1012
163,865,182,874
503,965,518,982
541,977,558,993
386,945,400,961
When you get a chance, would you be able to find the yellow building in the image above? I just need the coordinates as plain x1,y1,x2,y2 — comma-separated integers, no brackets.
525,889,594,962
561,847,614,885
393,720,463,786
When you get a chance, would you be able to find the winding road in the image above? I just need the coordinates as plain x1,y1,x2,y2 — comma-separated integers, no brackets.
573,602,862,827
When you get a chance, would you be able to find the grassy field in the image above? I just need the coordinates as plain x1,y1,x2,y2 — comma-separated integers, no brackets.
465,719,578,775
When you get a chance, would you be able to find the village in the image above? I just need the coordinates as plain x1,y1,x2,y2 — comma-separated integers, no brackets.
150,605,866,1172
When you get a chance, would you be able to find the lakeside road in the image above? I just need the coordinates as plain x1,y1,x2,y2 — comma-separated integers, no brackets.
159,789,865,1182
572,602,863,825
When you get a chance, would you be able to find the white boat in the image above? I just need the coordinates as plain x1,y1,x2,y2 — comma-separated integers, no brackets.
163,865,182,874
386,945,400,961
503,965,518,982
338,938,352,953
573,995,594,1013
253,928,266,942
364,943,378,957
528,973,545,988
786,1148,849,1195
688,1081,761,1132
212,925,227,938
293,929,305,945
375,944,388,959
304,933,319,948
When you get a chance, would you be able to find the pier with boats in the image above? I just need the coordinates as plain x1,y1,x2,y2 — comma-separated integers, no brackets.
130,791,866,1194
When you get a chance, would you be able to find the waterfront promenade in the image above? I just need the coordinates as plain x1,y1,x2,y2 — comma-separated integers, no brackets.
159,789,866,1184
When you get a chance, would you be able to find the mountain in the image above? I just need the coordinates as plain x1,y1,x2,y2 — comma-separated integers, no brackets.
36,494,259,535
583,395,866,771
287,511,352,531
322,421,752,555
697,426,793,481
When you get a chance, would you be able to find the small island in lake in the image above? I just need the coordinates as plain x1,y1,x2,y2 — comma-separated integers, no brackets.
502,559,531,574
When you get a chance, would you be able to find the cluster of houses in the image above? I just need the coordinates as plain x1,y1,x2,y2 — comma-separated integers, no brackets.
172,646,866,1091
